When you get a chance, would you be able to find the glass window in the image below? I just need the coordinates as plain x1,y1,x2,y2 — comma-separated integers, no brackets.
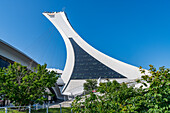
0,55,14,68
69,38,126,79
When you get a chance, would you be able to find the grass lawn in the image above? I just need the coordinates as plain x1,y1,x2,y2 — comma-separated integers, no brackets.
0,108,71,113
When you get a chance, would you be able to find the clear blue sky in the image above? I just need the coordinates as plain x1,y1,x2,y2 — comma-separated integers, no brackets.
0,0,170,70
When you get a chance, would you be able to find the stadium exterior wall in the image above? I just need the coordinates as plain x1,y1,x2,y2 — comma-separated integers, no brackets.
0,39,38,68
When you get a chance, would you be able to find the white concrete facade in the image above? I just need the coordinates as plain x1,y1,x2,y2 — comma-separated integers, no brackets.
0,39,38,68
43,12,143,95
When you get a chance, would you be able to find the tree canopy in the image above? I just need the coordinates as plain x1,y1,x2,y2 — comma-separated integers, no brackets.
0,62,58,106
83,79,97,92
72,65,170,113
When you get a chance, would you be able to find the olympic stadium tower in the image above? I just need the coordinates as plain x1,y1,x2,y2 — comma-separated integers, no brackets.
43,12,143,95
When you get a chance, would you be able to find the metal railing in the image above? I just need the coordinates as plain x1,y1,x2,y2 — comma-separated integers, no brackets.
0,102,73,113
0,104,48,113
0,106,31,113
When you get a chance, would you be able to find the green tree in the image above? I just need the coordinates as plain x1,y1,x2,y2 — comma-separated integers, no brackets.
83,79,97,92
126,65,170,112
73,80,138,113
0,62,58,107
72,65,170,113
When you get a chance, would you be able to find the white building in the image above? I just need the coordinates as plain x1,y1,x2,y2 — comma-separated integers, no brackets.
47,68,63,75
43,11,144,96
0,39,38,68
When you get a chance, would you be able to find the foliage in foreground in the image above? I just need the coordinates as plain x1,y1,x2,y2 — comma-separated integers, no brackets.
83,79,97,92
72,65,170,113
0,63,58,106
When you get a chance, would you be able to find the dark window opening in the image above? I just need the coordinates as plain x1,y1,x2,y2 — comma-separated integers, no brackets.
0,55,14,68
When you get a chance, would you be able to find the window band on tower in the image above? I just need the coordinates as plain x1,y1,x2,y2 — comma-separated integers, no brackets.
69,38,126,79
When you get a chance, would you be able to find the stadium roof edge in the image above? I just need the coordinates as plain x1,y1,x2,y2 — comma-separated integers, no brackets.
0,39,38,66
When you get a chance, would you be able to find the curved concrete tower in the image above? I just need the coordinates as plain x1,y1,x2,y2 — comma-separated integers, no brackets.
43,12,142,95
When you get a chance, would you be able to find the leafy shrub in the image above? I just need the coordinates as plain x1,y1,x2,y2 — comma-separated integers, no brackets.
72,65,170,113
